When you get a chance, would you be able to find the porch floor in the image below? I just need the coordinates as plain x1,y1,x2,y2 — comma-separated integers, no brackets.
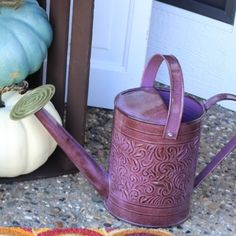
0,103,235,235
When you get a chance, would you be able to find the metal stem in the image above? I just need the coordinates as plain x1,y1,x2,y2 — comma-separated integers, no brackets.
0,81,28,108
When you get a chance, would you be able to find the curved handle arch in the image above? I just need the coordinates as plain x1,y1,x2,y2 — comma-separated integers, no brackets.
141,54,184,139
194,93,236,188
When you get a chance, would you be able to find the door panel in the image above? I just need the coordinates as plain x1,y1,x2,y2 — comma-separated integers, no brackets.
88,0,153,109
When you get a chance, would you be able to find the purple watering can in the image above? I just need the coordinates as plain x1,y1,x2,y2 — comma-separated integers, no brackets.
10,54,236,227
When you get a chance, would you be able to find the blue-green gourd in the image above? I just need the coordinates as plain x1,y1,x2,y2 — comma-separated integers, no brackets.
0,0,52,87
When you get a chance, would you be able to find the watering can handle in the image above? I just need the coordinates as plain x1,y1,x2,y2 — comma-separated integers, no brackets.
141,54,184,140
194,93,236,188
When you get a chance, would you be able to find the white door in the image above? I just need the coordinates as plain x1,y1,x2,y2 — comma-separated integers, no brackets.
88,0,153,109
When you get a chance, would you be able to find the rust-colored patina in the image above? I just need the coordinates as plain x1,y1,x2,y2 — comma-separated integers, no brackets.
10,54,236,227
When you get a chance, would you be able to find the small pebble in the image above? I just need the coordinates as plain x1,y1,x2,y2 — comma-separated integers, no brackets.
103,222,112,227
91,195,103,203
55,221,64,228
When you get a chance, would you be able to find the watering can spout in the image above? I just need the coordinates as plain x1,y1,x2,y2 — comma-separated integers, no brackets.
10,85,109,199
35,108,110,199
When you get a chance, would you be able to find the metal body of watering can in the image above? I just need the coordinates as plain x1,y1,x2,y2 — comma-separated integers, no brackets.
10,54,236,227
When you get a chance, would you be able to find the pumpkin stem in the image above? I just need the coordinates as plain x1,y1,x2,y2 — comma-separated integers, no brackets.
0,95,4,108
0,81,28,108
0,0,22,8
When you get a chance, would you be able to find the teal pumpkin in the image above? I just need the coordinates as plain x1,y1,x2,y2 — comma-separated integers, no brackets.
0,0,52,88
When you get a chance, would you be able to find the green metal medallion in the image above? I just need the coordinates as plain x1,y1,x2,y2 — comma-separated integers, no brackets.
10,84,55,120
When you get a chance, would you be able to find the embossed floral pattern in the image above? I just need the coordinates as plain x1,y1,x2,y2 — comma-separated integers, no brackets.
109,128,200,207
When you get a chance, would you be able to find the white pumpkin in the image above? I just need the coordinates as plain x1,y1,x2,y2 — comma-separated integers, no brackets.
0,90,62,177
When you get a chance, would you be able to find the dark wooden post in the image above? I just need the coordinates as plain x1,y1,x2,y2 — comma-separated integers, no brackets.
46,0,94,170
66,0,94,144
46,0,71,119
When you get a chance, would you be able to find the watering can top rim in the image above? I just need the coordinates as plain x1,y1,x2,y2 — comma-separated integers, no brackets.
114,86,206,126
